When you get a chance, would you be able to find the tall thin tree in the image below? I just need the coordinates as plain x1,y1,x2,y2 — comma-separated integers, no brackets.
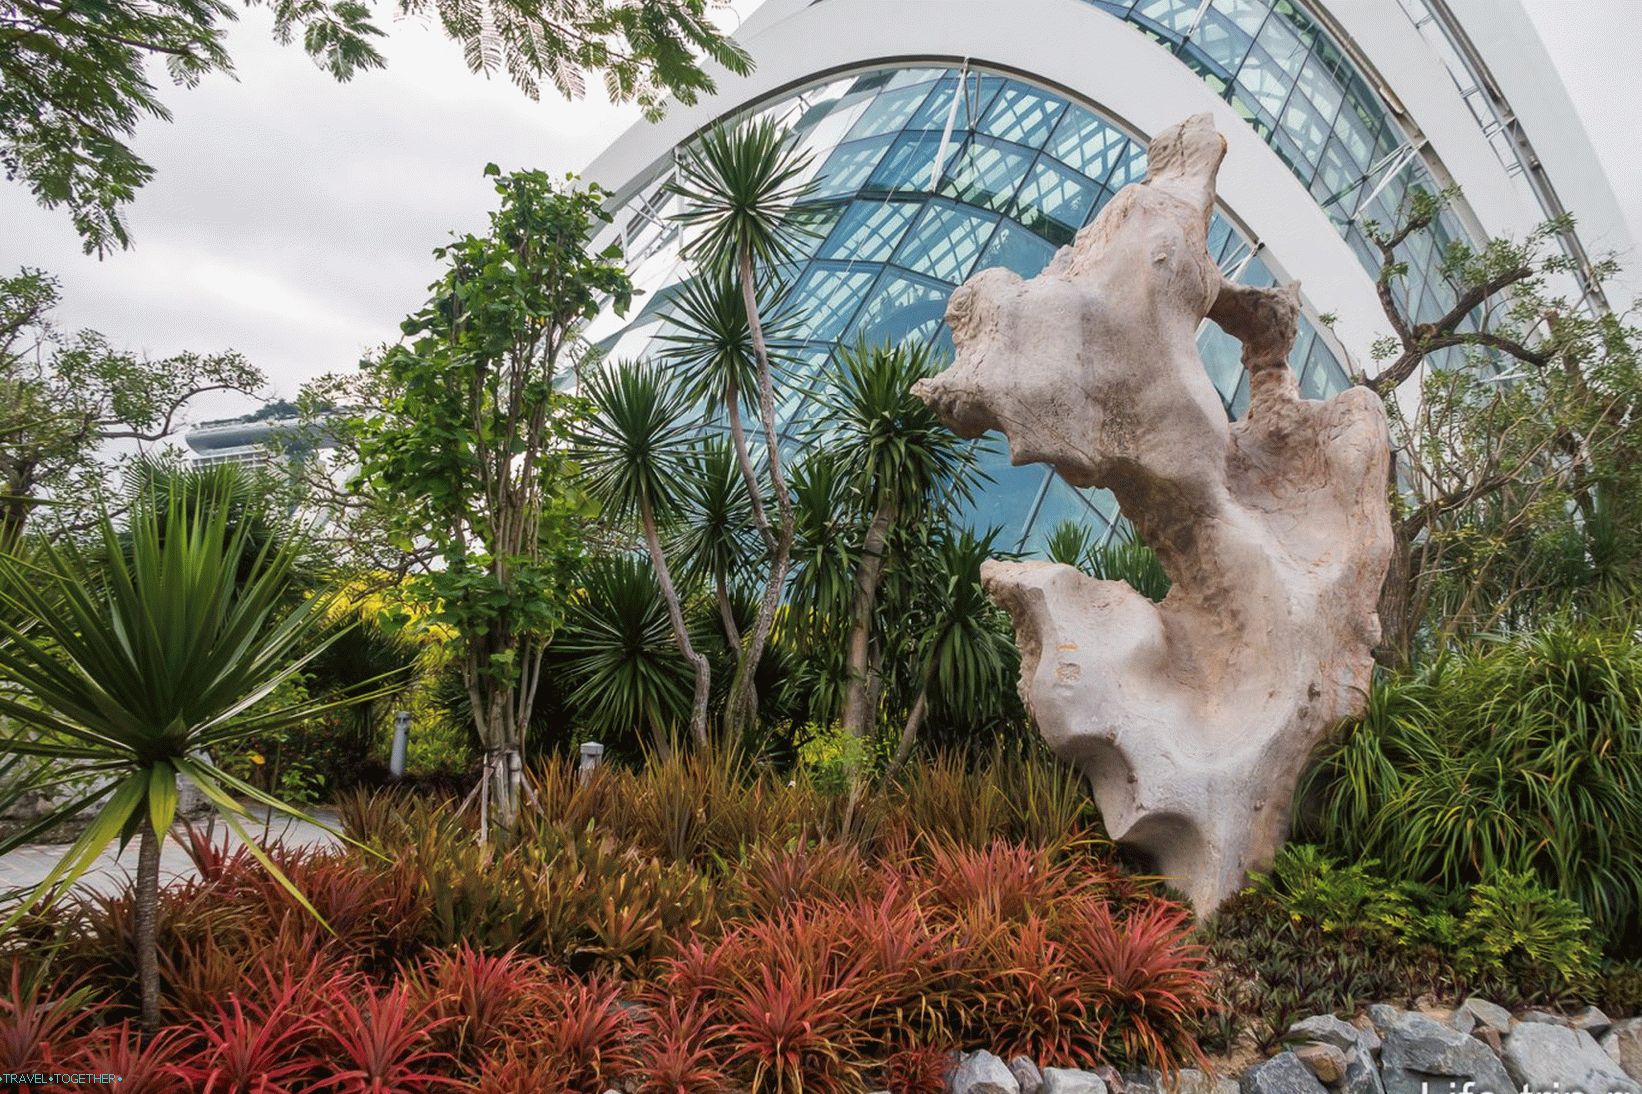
670,119,814,737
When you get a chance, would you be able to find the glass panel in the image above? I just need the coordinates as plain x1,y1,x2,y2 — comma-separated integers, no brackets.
1022,475,1110,557
846,81,940,141
786,264,876,342
1192,8,1256,72
1279,90,1332,169
1102,145,1149,191
980,84,1069,149
951,450,1047,549
813,136,894,197
847,269,952,348
1197,323,1246,408
818,200,918,262
1134,0,1200,35
1254,6,1308,78
976,219,1058,279
869,131,960,194
1239,45,1295,117
894,201,1001,284
908,71,1003,131
1014,158,1099,245
939,136,1033,212
1047,106,1136,180
1294,53,1344,120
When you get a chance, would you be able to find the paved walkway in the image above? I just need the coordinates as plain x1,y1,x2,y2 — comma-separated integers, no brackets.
0,807,342,898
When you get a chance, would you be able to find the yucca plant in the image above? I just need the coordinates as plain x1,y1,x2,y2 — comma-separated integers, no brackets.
0,483,376,1030
818,340,978,741
888,529,1018,774
575,361,710,747
671,117,816,739
1087,525,1171,603
557,555,697,755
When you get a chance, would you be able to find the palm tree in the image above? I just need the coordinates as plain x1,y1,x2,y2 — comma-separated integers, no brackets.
670,118,814,737
0,482,371,1031
574,361,710,746
557,555,696,757
820,340,977,740
887,529,1019,775
672,437,759,650
658,269,792,555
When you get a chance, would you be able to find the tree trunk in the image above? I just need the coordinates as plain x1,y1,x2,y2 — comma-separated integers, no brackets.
887,668,933,780
643,496,710,747
724,379,774,552
1375,516,1415,671
135,818,162,1034
727,248,796,739
841,496,896,738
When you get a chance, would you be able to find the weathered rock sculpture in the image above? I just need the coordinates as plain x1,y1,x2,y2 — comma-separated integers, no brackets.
914,114,1392,912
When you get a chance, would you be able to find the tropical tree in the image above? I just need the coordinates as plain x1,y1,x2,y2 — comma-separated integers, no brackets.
574,361,710,746
351,165,629,831
887,528,1018,775
556,555,697,756
821,340,976,740
0,482,370,1031
670,119,814,736
1353,189,1642,665
0,268,262,546
3,0,751,254
672,437,759,649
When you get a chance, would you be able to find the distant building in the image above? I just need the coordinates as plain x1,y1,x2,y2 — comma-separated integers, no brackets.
183,401,327,470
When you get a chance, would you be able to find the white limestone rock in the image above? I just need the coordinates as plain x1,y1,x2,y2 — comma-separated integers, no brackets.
953,1051,1022,1094
914,113,1392,912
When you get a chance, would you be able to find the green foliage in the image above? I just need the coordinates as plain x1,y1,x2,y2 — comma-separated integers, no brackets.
1301,616,1642,946
3,0,749,253
670,118,817,276
1254,844,1418,941
1087,529,1171,603
819,340,977,522
1203,845,1600,1051
1457,871,1597,991
352,166,627,819
556,556,697,750
0,269,263,544
0,479,366,919
574,361,697,531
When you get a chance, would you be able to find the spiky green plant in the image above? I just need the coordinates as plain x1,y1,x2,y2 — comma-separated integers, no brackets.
558,555,696,755
0,482,374,1030
574,361,709,747
1087,527,1171,603
669,117,816,739
817,340,978,740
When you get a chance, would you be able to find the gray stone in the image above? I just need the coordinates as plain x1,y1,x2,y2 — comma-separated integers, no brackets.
1095,1066,1127,1094
914,113,1393,913
1289,1015,1377,1056
1123,1070,1159,1094
1571,1005,1614,1038
952,1051,1021,1094
1042,1069,1108,1094
1340,1047,1387,1094
1459,998,1513,1036
1162,1069,1231,1094
1367,1005,1406,1040
1447,1007,1477,1036
1605,1018,1642,1082
1293,1044,1348,1085
1504,1021,1639,1094
1378,1010,1515,1094
1243,1053,1329,1094
1011,1057,1044,1094
1518,1009,1570,1028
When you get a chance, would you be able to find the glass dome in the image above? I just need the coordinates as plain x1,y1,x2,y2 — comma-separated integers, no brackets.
590,65,1354,555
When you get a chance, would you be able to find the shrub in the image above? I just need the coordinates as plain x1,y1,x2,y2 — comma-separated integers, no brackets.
1302,619,1642,946
1457,871,1598,993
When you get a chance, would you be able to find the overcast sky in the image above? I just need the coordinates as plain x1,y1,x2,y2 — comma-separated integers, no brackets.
3,0,1638,426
